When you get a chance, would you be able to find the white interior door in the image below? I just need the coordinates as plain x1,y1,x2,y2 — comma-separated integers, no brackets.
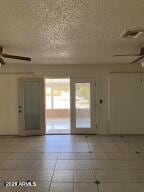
71,78,96,134
18,78,45,136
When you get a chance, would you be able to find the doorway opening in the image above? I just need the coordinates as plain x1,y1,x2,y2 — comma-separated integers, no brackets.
45,79,70,134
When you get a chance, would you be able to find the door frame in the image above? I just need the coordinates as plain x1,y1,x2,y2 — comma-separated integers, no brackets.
70,77,96,134
18,78,45,136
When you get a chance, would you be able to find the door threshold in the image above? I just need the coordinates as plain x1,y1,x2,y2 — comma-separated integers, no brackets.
45,133,71,135
45,133,96,135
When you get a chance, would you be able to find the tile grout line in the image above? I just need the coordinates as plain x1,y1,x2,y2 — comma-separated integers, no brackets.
48,158,58,192
73,169,74,192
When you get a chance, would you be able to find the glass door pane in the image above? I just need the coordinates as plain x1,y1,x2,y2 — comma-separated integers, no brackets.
71,78,96,134
75,83,91,128
24,82,41,130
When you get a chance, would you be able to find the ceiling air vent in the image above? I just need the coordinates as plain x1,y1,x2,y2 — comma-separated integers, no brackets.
121,30,144,38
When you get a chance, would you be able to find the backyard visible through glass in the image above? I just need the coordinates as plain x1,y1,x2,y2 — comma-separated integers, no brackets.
45,79,70,134
75,83,91,128
45,79,91,134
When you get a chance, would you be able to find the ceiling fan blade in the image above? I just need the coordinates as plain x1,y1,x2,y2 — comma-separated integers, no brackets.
114,54,140,56
130,56,144,64
0,57,5,65
2,53,31,61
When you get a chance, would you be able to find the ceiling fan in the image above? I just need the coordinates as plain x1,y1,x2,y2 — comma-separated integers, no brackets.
0,46,31,66
114,47,144,64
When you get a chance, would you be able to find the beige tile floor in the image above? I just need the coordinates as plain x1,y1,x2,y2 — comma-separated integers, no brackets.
0,135,144,192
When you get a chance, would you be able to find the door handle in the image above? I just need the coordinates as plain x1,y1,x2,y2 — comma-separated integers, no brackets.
18,106,22,113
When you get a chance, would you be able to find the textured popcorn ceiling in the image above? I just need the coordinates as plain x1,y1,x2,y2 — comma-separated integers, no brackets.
0,0,144,65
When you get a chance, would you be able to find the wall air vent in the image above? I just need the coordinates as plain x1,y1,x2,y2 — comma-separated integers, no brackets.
121,30,144,38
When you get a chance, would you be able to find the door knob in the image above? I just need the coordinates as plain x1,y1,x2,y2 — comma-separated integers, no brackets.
18,106,22,113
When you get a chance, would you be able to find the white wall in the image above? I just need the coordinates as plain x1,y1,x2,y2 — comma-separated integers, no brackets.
109,73,144,134
0,74,32,135
0,75,18,134
0,63,143,135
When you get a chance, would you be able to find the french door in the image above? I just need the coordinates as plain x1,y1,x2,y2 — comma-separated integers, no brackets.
18,77,96,135
18,78,45,136
70,78,96,134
